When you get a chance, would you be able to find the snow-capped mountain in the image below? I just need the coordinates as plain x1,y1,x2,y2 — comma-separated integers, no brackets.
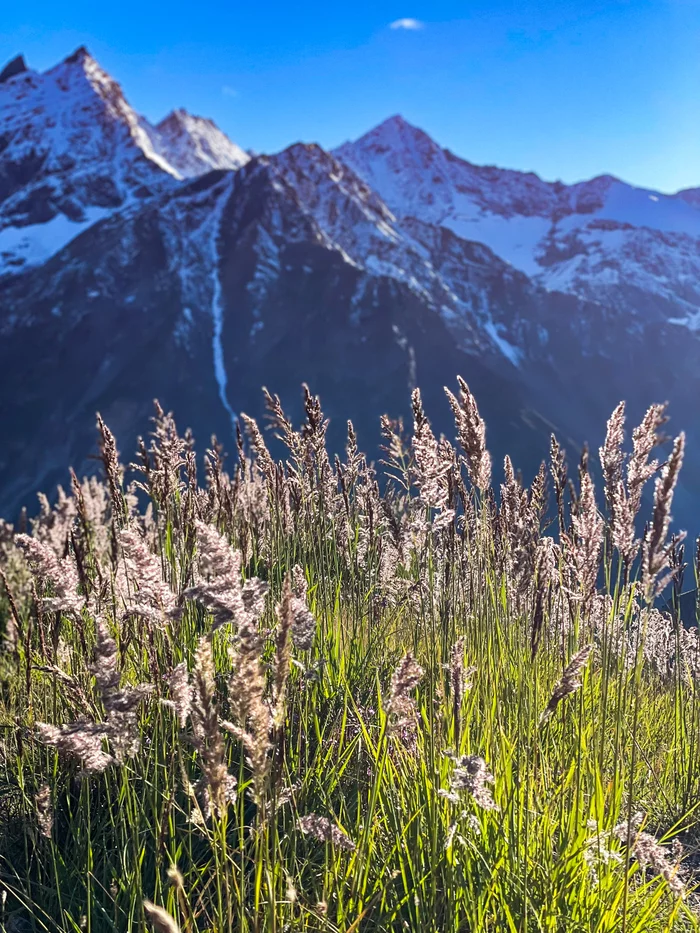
0,48,247,277
145,109,250,178
335,116,700,325
1,49,699,533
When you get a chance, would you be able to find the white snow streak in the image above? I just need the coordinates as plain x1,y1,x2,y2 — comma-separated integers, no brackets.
210,185,238,434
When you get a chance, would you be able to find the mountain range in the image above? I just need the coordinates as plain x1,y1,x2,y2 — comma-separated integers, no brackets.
1,47,699,534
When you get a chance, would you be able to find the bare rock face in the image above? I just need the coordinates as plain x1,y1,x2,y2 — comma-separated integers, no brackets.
0,55,28,84
1,51,699,539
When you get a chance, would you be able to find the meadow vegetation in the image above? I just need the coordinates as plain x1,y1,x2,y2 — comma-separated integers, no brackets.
0,379,698,932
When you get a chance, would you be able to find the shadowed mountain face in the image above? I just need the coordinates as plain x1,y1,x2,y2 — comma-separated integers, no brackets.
1,50,699,539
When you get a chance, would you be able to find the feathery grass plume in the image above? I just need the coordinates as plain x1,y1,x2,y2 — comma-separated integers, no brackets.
273,577,294,725
549,434,568,535
131,402,187,512
298,814,356,851
163,662,192,728
600,402,626,516
411,388,449,510
96,413,127,528
143,900,181,933
34,785,53,838
385,653,424,737
441,754,499,811
448,638,473,747
613,818,684,898
444,377,491,491
35,623,141,773
291,564,307,600
642,433,686,600
541,645,593,723
628,403,668,516
530,555,549,660
380,414,411,490
341,419,365,492
240,411,276,485
262,387,302,459
119,528,180,624
36,720,114,773
184,520,268,631
91,619,153,762
529,460,548,523
189,637,235,820
14,534,84,617
223,617,272,806
499,455,538,595
566,471,604,609
300,384,335,504
288,571,316,652
605,403,668,567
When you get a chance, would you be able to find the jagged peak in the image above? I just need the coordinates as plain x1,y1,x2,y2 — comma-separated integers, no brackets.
157,108,218,133
0,54,28,84
63,45,92,66
352,113,434,146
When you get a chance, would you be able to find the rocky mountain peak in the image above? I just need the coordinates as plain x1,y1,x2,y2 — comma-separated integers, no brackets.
149,107,249,177
0,54,28,84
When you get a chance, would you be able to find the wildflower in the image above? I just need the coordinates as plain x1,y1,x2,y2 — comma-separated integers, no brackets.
541,645,593,723
385,653,424,737
441,755,499,811
583,819,623,884
298,814,356,851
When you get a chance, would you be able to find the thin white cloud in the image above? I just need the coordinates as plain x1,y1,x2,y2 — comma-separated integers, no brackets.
389,17,424,30
222,85,238,98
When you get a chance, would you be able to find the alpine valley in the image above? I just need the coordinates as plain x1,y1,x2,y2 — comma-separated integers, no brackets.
2,48,700,531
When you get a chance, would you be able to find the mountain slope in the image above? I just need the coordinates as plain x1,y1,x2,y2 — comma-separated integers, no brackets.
1,51,700,536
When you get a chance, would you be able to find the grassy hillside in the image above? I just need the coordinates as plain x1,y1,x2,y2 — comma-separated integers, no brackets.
0,380,697,932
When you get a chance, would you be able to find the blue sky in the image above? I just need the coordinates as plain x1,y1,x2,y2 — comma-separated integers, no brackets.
1,0,698,193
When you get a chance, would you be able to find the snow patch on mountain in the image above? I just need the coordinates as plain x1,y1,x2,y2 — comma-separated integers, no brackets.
0,206,110,276
210,187,239,434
